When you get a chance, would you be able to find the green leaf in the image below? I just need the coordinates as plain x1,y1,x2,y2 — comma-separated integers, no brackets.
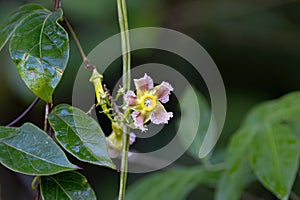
273,91,300,122
215,91,300,199
40,171,97,200
292,119,300,142
243,91,300,127
216,161,250,200
0,123,77,175
48,104,115,169
9,8,69,102
0,4,46,51
177,87,210,160
216,129,254,200
250,124,300,200
126,167,221,200
0,126,18,139
219,91,300,199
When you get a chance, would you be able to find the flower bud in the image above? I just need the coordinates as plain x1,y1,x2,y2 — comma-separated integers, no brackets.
89,69,105,105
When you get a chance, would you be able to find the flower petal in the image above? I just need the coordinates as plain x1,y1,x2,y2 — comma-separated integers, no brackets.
132,111,147,131
151,103,173,124
153,81,173,103
134,74,153,96
130,132,136,145
106,137,121,158
107,146,121,158
125,90,138,106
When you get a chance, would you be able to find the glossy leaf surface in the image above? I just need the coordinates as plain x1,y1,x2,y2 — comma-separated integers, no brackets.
48,104,115,169
0,4,45,50
0,123,77,175
0,126,18,139
40,171,97,200
9,8,69,102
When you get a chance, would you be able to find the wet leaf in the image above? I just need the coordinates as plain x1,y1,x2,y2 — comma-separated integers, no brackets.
9,8,69,102
0,126,18,139
0,4,46,51
0,123,77,175
48,104,115,169
40,171,97,200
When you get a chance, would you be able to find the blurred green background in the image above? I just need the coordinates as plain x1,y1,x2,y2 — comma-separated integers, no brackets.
0,0,300,199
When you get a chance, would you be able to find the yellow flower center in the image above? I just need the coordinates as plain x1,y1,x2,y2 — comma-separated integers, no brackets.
140,94,156,111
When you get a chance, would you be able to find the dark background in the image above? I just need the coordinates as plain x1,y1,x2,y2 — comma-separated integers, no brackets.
0,0,300,199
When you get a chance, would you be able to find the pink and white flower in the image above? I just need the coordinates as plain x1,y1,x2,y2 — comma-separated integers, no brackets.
125,74,173,131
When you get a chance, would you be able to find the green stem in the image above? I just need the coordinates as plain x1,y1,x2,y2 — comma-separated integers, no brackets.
118,0,131,90
118,131,130,200
31,176,40,190
117,0,131,199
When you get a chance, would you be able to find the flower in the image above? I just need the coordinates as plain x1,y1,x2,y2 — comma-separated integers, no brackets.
89,69,105,105
106,122,136,158
125,74,173,131
106,122,123,158
89,69,109,115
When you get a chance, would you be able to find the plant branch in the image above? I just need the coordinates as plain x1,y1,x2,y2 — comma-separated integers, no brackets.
118,0,131,89
31,176,40,190
118,132,130,200
117,0,131,199
44,103,49,132
44,103,54,138
53,0,61,11
6,97,40,127
35,187,40,200
32,176,40,200
290,191,300,200
62,16,95,71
